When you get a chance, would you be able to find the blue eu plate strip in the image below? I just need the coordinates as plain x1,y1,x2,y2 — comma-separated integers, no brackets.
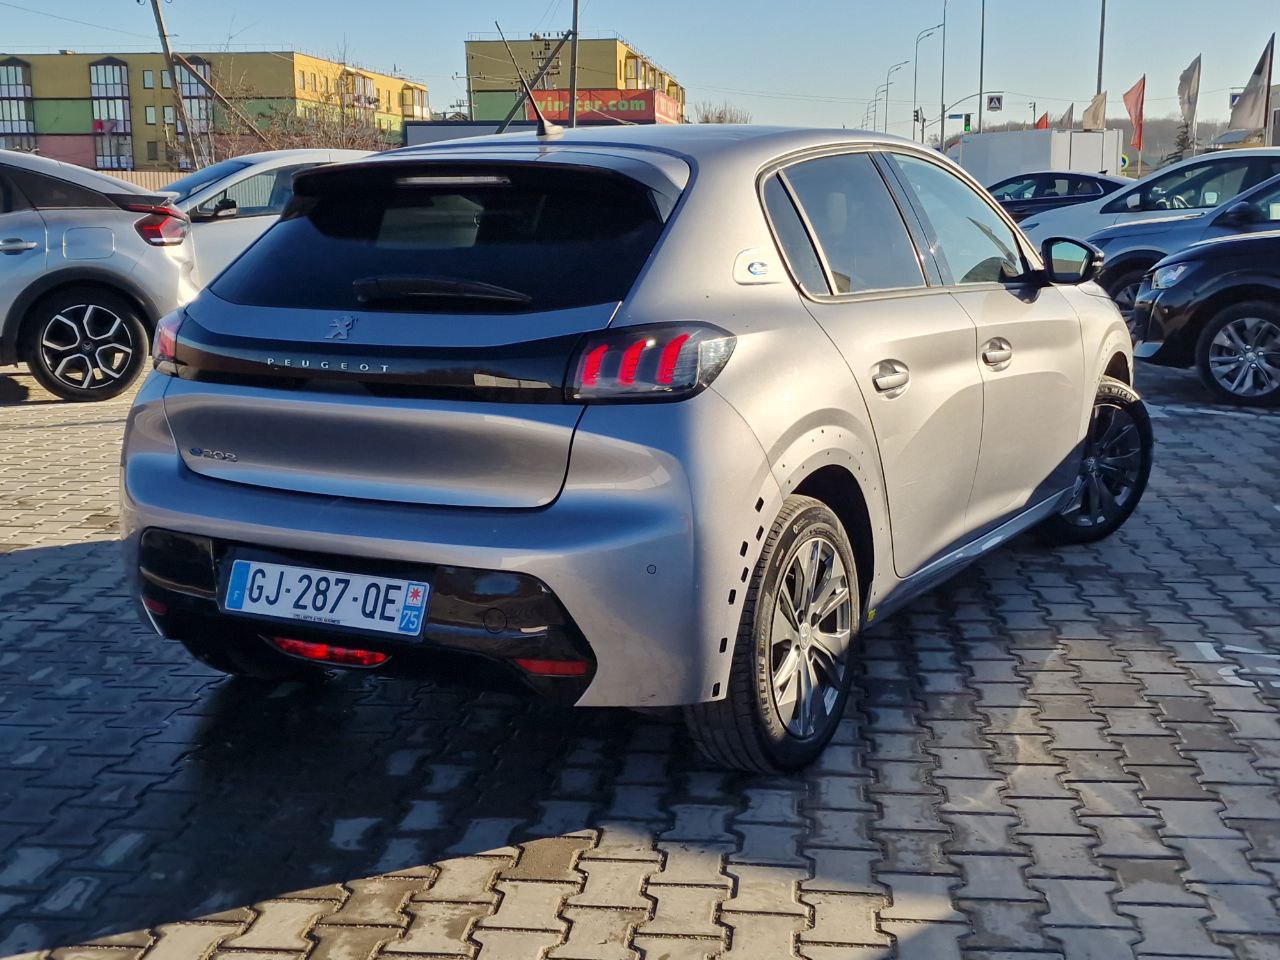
225,560,250,610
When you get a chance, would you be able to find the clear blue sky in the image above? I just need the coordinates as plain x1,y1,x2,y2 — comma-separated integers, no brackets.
3,0,1277,136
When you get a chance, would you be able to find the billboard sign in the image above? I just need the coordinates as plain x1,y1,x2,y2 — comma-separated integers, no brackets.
527,88,683,125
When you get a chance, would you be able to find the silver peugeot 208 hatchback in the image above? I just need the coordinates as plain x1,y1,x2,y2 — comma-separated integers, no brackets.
121,126,1151,772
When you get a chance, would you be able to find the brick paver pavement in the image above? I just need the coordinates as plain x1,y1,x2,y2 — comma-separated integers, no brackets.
1,364,1279,959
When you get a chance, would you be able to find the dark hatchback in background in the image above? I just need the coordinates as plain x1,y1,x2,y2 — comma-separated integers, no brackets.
1131,230,1280,406
988,170,1128,222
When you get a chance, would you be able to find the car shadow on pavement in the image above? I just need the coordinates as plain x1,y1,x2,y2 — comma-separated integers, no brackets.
0,372,33,407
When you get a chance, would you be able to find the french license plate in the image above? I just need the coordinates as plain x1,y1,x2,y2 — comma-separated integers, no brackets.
222,559,428,637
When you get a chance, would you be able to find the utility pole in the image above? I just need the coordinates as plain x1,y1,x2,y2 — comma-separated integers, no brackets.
1028,100,1036,129
977,0,986,132
913,24,941,143
143,0,201,169
568,0,580,128
1096,0,1107,96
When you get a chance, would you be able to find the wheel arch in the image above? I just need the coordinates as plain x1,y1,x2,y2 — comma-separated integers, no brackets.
791,464,876,612
4,268,163,363
1098,250,1164,293
1103,352,1132,385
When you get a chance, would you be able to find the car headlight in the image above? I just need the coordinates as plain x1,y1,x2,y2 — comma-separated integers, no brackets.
1151,263,1192,289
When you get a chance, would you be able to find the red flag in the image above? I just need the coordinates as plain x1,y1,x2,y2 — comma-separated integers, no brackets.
1034,112,1049,129
1123,75,1146,151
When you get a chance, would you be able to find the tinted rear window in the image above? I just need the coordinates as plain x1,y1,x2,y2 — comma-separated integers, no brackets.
211,164,668,313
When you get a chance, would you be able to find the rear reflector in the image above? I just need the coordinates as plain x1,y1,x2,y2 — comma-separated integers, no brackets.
514,657,590,677
141,595,167,616
271,637,390,667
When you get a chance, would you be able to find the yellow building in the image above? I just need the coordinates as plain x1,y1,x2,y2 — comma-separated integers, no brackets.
464,34,684,123
0,50,430,171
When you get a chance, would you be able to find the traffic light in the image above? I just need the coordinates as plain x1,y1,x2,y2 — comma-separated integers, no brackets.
912,108,921,124
963,113,972,132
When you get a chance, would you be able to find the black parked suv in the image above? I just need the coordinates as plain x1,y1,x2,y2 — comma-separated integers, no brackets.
1131,230,1280,406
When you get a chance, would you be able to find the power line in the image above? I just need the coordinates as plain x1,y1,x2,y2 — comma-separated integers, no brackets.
0,0,155,38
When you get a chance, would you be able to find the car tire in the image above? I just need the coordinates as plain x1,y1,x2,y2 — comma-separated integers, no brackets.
178,633,317,682
684,495,859,773
1104,268,1148,329
1195,301,1280,407
1039,376,1153,545
22,287,149,402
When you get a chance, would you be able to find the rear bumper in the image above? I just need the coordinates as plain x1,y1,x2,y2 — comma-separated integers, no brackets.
121,374,779,707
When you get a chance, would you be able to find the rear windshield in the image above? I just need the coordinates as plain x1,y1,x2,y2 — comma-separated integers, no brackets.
210,164,668,313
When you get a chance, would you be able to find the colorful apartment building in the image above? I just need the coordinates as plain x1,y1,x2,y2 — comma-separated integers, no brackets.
0,50,430,171
464,33,685,124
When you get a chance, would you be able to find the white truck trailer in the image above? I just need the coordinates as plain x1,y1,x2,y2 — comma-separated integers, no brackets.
946,129,1126,187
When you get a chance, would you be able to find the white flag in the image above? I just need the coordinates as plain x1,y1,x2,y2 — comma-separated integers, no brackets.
1058,103,1074,130
1082,92,1106,130
1229,34,1274,132
1178,55,1202,127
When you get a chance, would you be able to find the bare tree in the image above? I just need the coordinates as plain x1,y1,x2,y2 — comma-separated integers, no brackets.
694,100,752,124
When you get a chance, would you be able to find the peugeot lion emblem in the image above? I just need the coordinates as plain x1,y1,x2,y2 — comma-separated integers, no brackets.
326,315,357,340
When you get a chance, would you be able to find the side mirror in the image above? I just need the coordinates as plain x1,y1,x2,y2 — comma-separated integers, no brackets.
1221,200,1263,226
1040,237,1103,285
212,197,238,219
1124,192,1141,210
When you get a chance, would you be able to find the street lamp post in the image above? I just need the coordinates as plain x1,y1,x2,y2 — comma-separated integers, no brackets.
977,0,987,132
871,83,888,131
883,60,908,134
940,0,950,147
913,23,942,142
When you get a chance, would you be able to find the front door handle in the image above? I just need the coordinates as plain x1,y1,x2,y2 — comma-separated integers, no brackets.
872,360,910,395
981,338,1013,369
0,238,38,254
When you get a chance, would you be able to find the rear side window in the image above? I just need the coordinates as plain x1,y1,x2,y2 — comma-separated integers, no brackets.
212,165,668,314
781,152,924,294
762,176,828,294
5,168,111,209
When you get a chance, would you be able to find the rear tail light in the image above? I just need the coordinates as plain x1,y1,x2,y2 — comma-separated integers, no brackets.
568,323,735,402
270,636,390,667
152,310,185,372
128,202,190,247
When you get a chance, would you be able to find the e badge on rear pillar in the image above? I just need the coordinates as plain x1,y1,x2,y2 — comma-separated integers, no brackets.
733,247,784,285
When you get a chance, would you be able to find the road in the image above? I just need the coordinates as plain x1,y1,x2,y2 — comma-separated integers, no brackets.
1,364,1278,959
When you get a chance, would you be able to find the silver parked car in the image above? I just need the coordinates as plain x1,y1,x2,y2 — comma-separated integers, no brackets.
0,149,196,400
121,127,1152,771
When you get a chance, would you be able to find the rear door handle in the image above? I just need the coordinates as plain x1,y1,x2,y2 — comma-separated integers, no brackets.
0,238,38,254
872,360,910,394
981,338,1013,368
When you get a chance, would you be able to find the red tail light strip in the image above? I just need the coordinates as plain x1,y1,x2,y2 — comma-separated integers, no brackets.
514,657,590,677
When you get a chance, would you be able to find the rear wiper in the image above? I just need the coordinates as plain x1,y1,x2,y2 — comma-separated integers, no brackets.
353,275,532,305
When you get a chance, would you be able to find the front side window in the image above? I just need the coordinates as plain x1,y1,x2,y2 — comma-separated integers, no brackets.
196,164,318,219
889,153,1023,285
781,152,924,294
1134,158,1252,211
1242,177,1280,223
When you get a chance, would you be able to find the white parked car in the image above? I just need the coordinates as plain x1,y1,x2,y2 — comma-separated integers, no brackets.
162,149,370,286
1020,148,1280,246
